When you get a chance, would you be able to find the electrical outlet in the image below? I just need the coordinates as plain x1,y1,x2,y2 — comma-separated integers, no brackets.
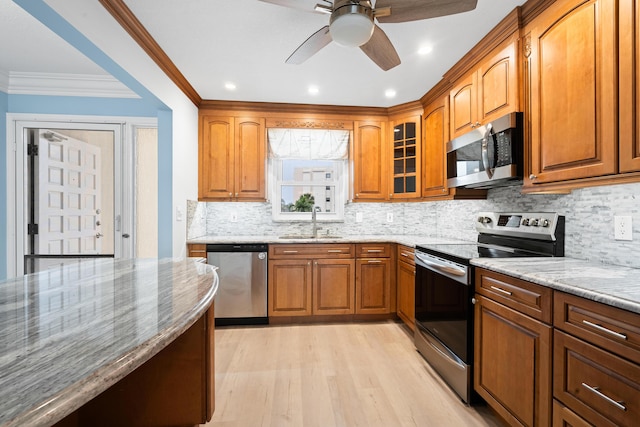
614,215,633,241
230,212,238,223
355,212,363,223
176,206,183,222
386,212,394,223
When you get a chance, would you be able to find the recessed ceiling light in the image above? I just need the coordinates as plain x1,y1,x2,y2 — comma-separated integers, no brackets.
308,85,319,95
224,82,236,90
418,45,433,55
385,89,396,98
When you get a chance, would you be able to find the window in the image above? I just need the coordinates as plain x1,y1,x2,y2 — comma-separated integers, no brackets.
268,129,349,222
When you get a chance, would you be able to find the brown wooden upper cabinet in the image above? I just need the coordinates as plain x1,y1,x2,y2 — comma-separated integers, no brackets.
389,115,421,200
422,94,450,198
523,0,617,188
619,0,640,173
353,120,388,201
198,116,266,201
449,37,519,140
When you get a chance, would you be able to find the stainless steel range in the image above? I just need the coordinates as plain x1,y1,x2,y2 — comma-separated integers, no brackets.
413,212,565,404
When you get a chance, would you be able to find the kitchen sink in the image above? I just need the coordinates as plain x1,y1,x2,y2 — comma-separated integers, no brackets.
278,235,342,239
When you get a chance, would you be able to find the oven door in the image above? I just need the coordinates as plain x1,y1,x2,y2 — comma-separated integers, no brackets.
414,251,474,403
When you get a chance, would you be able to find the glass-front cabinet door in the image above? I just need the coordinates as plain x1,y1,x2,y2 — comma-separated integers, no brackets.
390,116,421,199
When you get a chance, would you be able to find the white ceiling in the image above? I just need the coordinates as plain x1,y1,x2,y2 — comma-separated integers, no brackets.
1,0,526,107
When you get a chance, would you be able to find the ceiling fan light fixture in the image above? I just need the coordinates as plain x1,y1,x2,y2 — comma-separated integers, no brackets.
329,3,374,47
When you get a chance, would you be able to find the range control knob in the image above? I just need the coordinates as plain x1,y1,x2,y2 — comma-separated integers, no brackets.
530,218,540,227
477,216,492,224
522,218,530,226
541,219,550,227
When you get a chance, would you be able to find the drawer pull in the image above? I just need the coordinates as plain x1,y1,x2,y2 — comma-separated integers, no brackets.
581,383,627,411
367,260,382,264
490,286,512,296
367,249,383,253
400,252,409,257
283,250,299,254
582,320,628,340
327,250,343,253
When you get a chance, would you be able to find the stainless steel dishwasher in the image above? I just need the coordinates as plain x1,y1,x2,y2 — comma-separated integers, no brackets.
206,243,268,326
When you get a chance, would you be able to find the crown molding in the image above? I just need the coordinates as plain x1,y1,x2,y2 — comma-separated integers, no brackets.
6,72,138,98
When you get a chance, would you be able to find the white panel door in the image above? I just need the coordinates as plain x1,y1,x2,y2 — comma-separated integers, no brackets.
35,130,103,254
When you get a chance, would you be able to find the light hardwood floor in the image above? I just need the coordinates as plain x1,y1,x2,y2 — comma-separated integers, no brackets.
203,321,506,427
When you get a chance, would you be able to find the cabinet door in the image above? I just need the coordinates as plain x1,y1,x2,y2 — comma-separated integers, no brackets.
477,40,518,124
187,244,206,258
475,295,552,427
353,121,388,201
268,259,312,316
422,96,450,198
234,117,266,200
619,0,640,172
396,259,415,329
199,116,234,200
552,400,593,427
313,259,355,315
355,258,391,314
449,72,477,139
390,117,421,199
525,0,617,185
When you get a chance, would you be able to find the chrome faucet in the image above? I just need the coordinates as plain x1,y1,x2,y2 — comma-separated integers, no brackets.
312,206,322,238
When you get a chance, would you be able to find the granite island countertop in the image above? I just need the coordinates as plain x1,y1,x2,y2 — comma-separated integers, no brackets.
0,258,218,427
471,257,640,315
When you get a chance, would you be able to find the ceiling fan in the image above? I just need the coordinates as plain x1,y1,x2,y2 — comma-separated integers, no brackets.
259,0,478,71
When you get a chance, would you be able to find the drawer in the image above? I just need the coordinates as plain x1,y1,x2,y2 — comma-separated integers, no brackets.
553,400,593,427
269,243,355,259
555,292,640,365
554,330,640,427
356,243,392,258
475,268,553,324
397,245,415,265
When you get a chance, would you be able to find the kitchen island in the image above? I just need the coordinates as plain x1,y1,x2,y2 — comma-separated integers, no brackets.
0,258,218,427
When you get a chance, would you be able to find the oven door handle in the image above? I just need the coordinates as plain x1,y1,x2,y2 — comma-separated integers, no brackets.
415,253,466,277
481,122,495,179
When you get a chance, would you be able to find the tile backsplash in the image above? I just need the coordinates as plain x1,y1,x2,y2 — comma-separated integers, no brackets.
187,182,640,268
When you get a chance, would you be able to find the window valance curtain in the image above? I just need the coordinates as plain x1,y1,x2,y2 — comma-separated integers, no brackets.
267,129,349,160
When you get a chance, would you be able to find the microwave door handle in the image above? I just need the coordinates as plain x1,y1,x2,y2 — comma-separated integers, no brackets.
481,122,494,179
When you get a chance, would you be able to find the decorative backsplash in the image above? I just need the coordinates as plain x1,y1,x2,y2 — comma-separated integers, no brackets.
187,181,640,268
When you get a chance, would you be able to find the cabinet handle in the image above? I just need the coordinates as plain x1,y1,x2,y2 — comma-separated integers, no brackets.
529,174,537,180
235,192,238,197
327,250,343,253
355,193,359,198
490,285,512,296
367,249,383,253
367,260,382,264
283,250,299,254
229,192,232,197
400,252,410,257
581,383,627,411
582,320,628,340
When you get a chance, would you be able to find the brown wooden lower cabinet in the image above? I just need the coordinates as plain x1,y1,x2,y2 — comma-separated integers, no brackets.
313,258,356,315
396,247,415,329
54,307,215,427
356,257,392,314
268,259,313,316
474,294,552,426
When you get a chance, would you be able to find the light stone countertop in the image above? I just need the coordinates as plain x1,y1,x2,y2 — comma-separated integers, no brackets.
471,257,640,315
0,258,218,427
187,234,473,247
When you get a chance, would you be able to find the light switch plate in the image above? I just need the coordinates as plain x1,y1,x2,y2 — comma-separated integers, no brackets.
386,212,393,223
614,215,632,241
230,212,238,223
355,212,363,223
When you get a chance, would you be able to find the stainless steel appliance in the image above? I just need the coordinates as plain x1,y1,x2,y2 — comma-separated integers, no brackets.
206,243,268,326
414,212,565,404
447,112,523,189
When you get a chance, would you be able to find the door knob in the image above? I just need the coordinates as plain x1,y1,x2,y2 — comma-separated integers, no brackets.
96,233,103,238
122,233,130,238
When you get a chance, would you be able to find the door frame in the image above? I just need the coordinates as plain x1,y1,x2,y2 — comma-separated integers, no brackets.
6,113,157,277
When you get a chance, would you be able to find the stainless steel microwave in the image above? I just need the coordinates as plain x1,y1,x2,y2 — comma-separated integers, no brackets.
446,112,523,189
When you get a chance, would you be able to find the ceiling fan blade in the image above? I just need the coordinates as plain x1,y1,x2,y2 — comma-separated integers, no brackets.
360,25,400,71
286,25,333,64
258,0,329,13
375,0,478,24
